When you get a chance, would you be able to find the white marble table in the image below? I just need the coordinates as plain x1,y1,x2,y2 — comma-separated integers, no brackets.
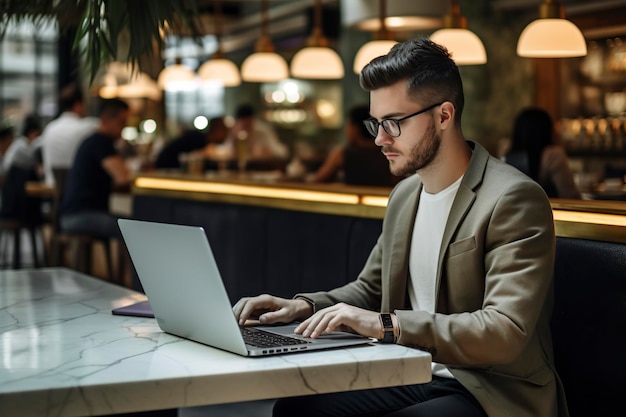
0,268,432,416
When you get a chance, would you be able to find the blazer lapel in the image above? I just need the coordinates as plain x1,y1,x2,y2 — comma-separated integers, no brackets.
435,142,489,305
386,177,422,310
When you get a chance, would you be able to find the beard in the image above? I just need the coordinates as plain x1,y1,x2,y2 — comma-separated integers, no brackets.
385,118,441,177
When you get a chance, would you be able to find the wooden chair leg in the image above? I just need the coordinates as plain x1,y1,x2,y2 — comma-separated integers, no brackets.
0,231,6,268
50,239,60,267
12,228,21,269
29,227,40,268
102,239,114,283
70,238,84,273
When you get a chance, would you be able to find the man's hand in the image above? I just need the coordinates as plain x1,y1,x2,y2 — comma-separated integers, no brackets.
233,294,313,326
295,303,384,339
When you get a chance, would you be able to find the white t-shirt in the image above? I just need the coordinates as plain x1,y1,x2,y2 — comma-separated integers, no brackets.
408,175,463,378
40,112,98,185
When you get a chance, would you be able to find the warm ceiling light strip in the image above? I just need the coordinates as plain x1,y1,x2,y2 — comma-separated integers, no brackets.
135,177,360,205
552,210,626,227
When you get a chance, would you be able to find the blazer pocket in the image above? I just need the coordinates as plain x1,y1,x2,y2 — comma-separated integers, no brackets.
448,236,476,257
486,365,554,387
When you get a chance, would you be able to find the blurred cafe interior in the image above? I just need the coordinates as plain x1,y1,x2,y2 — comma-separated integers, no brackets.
0,0,625,281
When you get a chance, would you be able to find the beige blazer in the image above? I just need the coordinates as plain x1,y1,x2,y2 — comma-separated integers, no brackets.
299,142,569,417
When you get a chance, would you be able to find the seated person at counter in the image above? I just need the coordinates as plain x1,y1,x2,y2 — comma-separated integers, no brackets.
2,114,42,175
60,98,131,238
154,117,228,170
504,107,581,199
0,120,15,185
39,83,98,186
234,38,568,417
312,104,399,186
224,104,289,161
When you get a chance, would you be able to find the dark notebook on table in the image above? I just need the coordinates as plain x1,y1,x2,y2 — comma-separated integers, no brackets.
112,300,154,318
116,219,372,357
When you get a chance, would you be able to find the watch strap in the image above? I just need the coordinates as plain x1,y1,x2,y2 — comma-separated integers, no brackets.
380,313,395,343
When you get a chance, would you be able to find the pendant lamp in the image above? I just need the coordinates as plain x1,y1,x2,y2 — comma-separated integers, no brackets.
157,60,195,90
117,72,161,101
198,0,241,87
290,0,344,79
241,0,289,83
430,0,486,65
353,0,397,74
517,0,587,58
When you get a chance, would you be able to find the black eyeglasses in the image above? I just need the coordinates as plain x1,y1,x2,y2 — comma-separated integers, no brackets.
363,102,444,138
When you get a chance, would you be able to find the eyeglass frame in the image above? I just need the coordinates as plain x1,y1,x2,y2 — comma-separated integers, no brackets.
363,102,445,138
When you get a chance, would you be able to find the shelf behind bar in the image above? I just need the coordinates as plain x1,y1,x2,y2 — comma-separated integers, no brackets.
132,174,626,244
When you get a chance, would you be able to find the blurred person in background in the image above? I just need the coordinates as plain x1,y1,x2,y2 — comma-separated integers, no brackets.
60,98,131,239
312,104,399,187
504,107,581,199
39,83,98,186
224,104,288,161
0,121,15,178
154,117,229,170
3,114,43,175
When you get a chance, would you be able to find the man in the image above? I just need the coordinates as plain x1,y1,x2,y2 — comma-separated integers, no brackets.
234,38,568,417
39,83,99,185
312,104,399,186
60,98,130,239
0,121,15,182
154,117,228,170
225,104,288,160
3,114,42,173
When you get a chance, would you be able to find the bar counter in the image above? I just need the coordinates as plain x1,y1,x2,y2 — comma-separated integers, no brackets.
133,172,626,244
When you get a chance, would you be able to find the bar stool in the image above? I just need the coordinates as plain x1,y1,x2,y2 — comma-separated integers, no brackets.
0,218,45,268
50,168,117,282
0,166,46,268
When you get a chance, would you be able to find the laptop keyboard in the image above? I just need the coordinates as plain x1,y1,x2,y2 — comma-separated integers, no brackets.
241,327,311,348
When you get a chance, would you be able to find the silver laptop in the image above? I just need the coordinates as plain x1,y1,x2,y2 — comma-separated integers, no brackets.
117,219,372,357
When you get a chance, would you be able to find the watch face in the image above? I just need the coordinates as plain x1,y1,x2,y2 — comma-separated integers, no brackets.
381,313,393,329
380,313,394,343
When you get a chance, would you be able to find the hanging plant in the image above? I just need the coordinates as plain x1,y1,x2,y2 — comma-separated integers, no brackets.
1,0,200,82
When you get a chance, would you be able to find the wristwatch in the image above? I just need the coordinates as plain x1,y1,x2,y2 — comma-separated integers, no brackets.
380,313,395,343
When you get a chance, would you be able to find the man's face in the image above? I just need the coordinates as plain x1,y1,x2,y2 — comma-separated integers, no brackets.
370,81,441,177
109,110,129,139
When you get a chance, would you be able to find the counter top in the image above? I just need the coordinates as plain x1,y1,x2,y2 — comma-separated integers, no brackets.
132,172,626,243
0,268,432,416
133,171,392,219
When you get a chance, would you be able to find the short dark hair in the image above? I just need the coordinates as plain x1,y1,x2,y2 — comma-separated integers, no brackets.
359,38,465,124
511,107,554,181
207,117,226,133
347,104,371,139
0,121,13,140
22,114,42,137
235,104,255,118
98,98,129,118
58,83,84,112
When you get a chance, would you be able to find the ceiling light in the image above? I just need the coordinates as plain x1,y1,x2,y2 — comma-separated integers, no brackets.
342,0,446,31
353,40,397,74
241,0,289,83
157,62,196,90
291,0,344,79
117,72,161,101
353,0,397,74
430,0,486,65
517,0,587,58
198,59,241,86
197,0,241,87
